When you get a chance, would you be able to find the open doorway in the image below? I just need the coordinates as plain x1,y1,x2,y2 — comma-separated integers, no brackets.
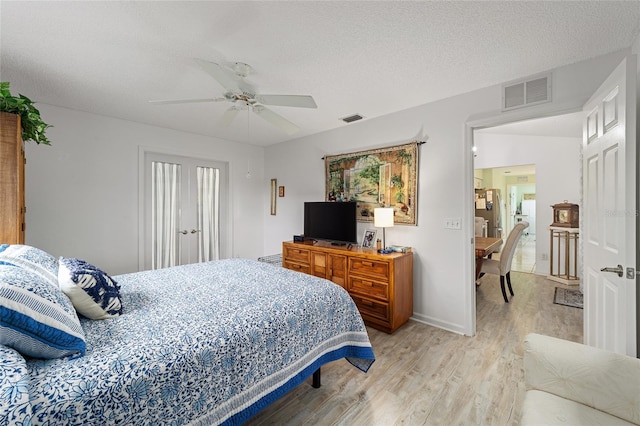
473,112,582,278
475,164,537,273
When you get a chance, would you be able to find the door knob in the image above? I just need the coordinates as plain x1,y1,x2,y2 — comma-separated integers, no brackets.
600,264,623,277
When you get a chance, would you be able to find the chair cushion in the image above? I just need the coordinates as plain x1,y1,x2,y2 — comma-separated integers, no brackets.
524,333,640,424
480,258,500,275
521,390,634,426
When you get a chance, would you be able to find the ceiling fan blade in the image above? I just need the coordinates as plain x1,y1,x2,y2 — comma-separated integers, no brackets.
149,97,225,105
218,106,241,127
194,58,241,93
256,94,317,108
252,105,299,135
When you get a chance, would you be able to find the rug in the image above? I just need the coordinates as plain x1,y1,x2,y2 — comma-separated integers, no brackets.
553,287,583,309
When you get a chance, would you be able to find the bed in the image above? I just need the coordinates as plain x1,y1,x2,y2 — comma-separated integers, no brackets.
0,247,375,425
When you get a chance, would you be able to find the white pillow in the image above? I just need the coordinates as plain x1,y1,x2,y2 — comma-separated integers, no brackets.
0,244,59,287
58,257,123,320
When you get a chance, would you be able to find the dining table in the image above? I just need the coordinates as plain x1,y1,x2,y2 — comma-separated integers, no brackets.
475,236,503,281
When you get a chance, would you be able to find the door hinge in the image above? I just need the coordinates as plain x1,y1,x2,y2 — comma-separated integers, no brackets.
627,267,637,279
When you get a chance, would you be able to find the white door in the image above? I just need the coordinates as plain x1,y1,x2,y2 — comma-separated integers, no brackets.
144,153,228,270
583,56,636,356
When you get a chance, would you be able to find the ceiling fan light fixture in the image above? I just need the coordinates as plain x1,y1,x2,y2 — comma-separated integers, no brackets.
153,58,316,134
232,62,253,78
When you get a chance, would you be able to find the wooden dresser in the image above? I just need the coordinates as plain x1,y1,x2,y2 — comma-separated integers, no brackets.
282,240,413,333
0,113,26,244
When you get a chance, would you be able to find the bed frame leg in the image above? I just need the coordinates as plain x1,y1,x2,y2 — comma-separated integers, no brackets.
312,368,321,388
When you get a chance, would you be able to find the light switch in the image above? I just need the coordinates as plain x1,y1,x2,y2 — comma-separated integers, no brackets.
444,218,462,230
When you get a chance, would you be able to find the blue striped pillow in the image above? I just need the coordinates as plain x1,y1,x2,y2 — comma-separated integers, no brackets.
0,265,86,359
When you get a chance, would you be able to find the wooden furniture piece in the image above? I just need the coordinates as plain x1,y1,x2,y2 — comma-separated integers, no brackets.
282,240,413,333
475,237,502,280
0,112,26,244
548,226,580,285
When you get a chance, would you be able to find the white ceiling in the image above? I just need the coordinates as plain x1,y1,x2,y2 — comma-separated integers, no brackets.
2,1,639,147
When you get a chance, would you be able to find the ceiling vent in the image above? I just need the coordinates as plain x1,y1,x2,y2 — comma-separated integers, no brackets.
502,73,551,111
341,114,364,123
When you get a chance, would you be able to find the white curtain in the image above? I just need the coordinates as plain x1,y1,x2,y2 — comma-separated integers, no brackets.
197,166,220,262
151,161,181,269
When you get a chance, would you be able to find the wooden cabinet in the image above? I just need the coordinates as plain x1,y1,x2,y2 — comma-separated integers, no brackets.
282,241,413,333
0,113,25,244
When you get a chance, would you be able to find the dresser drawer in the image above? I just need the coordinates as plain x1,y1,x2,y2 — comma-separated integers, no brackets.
283,261,311,274
348,276,389,301
349,258,390,280
283,245,310,264
351,295,389,322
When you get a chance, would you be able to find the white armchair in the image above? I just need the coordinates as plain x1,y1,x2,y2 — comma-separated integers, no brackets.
522,333,640,425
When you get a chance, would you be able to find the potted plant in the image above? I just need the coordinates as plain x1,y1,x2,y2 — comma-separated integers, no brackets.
0,82,52,145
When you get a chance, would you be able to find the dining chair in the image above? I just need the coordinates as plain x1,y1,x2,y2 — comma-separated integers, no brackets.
474,217,487,237
480,221,529,303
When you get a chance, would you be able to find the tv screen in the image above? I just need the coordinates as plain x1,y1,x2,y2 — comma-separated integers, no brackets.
304,201,357,244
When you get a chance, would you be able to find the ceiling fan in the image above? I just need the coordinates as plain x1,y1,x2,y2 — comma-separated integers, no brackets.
150,59,317,135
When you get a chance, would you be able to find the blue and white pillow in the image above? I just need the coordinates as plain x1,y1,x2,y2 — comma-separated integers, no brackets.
58,257,123,320
0,265,86,359
0,244,59,288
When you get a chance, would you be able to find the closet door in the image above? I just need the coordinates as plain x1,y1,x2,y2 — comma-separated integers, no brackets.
144,152,228,270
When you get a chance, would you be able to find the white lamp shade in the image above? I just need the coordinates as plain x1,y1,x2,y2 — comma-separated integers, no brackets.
374,208,394,228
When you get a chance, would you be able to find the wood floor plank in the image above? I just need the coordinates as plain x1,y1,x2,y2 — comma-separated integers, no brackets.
246,272,583,425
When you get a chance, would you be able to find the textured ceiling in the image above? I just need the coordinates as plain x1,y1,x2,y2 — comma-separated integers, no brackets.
1,1,639,146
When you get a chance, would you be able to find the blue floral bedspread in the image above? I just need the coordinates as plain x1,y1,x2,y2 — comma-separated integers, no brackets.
1,259,375,425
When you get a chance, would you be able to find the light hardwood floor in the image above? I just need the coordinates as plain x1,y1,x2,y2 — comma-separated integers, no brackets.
247,272,583,425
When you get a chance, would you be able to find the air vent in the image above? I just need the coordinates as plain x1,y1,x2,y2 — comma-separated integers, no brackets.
341,114,364,123
502,73,551,111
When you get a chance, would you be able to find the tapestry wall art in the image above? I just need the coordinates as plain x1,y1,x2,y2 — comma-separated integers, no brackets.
324,142,418,225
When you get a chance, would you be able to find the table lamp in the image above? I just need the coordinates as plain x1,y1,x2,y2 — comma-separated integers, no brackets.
374,208,394,250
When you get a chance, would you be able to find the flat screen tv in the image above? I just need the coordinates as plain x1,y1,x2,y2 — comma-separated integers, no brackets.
304,201,357,245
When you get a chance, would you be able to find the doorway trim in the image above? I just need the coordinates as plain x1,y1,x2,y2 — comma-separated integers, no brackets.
463,100,584,336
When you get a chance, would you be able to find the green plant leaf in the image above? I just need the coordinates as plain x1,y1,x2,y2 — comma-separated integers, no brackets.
0,82,52,145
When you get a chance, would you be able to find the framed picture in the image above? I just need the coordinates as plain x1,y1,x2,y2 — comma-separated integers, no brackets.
325,141,418,225
361,229,377,248
270,179,277,215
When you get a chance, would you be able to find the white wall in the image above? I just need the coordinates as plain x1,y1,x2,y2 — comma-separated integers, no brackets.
264,49,629,335
24,105,265,274
474,133,582,275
